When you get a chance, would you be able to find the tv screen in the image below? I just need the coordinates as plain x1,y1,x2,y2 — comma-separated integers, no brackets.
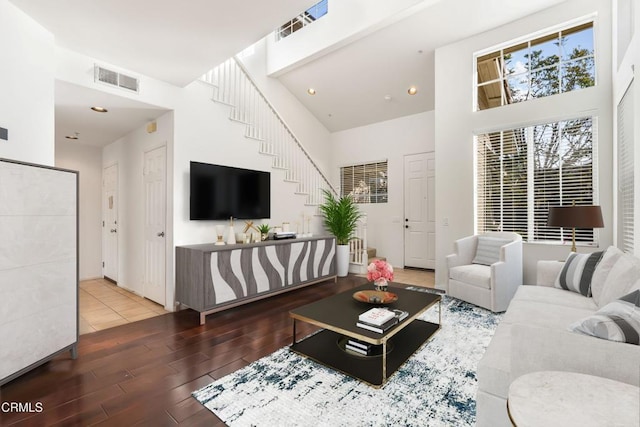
190,161,271,220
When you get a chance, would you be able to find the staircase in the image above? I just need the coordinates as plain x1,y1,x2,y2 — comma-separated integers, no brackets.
202,58,375,274
201,58,336,207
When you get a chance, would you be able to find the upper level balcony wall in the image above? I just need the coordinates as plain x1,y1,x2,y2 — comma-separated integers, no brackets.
266,0,439,76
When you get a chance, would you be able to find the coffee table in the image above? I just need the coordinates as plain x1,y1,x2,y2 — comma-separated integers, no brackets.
289,283,441,387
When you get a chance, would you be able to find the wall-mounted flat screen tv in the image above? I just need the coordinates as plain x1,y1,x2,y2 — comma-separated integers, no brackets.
190,161,271,220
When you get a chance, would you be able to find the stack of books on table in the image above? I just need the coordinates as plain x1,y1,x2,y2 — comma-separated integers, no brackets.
345,338,375,356
356,307,409,334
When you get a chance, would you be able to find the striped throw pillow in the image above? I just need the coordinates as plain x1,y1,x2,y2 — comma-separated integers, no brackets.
570,289,640,345
472,236,511,266
555,251,604,297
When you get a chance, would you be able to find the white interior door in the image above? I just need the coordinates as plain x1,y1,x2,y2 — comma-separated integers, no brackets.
103,164,118,282
404,152,436,269
143,146,166,306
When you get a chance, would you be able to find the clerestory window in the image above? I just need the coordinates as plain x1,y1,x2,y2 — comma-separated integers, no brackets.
476,22,595,111
276,0,328,41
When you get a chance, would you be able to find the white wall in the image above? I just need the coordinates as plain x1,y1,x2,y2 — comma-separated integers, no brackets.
103,111,174,302
0,0,55,166
435,0,613,287
330,111,434,267
266,0,429,75
55,140,103,280
241,39,333,176
612,0,640,255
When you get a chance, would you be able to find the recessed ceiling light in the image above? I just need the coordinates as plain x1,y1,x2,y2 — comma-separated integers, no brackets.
408,86,418,95
384,95,392,101
91,106,108,113
307,88,316,95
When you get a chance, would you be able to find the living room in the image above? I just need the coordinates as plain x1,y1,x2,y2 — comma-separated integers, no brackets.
1,0,638,425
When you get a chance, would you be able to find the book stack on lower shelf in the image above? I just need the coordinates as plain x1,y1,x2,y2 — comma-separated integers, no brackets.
356,307,409,333
345,338,376,356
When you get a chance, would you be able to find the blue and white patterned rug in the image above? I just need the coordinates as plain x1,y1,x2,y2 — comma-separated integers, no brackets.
193,287,503,426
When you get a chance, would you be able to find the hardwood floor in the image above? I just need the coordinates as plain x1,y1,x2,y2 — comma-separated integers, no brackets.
0,273,434,426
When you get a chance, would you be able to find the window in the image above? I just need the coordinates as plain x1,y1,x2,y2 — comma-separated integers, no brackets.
476,22,595,110
341,161,388,204
276,0,328,41
476,117,597,244
617,81,634,253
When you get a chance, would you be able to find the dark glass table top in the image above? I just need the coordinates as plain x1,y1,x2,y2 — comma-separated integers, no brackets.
290,282,440,343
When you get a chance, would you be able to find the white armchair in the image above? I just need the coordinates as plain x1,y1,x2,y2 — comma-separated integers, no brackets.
446,232,523,312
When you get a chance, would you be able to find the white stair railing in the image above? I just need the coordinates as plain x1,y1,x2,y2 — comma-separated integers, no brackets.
349,214,368,272
201,58,336,206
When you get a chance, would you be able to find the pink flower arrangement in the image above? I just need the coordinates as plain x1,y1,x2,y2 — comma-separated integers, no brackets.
367,259,394,284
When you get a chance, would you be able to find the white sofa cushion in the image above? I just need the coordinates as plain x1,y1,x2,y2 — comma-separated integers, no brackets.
554,251,603,296
598,252,640,308
472,236,511,266
502,299,595,328
512,285,598,311
449,264,491,289
477,322,513,398
571,290,640,345
591,246,625,305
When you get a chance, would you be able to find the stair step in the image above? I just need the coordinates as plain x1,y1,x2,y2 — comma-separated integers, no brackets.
211,98,235,107
229,117,251,125
283,179,300,183
367,247,377,258
294,191,309,195
245,134,264,141
369,256,386,263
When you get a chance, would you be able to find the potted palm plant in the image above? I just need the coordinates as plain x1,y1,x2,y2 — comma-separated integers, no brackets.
318,189,362,277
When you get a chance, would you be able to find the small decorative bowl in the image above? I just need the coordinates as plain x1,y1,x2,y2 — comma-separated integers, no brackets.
352,290,398,305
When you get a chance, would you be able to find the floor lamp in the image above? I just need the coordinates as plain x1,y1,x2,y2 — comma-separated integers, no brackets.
547,205,604,252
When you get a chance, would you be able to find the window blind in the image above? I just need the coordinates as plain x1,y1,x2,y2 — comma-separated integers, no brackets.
340,161,388,204
617,80,634,253
477,117,596,244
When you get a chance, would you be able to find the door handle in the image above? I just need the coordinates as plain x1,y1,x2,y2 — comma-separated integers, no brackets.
111,229,117,233
405,225,409,229
157,232,165,237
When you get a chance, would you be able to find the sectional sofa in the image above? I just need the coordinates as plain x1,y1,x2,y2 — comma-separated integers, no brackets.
476,246,640,426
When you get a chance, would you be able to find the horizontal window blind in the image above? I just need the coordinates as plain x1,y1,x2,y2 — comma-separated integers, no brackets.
477,117,596,244
340,161,388,204
618,80,634,253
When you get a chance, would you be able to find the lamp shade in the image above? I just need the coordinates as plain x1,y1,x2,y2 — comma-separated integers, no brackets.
547,205,604,228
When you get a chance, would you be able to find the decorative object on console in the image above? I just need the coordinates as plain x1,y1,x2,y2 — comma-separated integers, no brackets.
215,225,225,245
547,204,604,252
318,189,363,277
227,217,236,244
367,259,394,291
554,251,603,296
256,223,271,241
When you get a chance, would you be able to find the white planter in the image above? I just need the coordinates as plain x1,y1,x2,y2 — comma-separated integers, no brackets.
336,244,350,277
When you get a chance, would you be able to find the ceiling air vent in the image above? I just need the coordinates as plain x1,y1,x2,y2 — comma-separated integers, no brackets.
94,65,139,93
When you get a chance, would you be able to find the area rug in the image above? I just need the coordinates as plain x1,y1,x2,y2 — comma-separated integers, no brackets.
193,287,503,426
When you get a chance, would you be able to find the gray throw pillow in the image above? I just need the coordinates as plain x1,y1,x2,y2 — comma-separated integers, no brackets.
570,289,640,345
554,251,604,297
472,236,511,266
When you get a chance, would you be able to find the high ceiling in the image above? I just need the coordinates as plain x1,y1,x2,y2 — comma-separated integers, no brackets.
11,0,567,144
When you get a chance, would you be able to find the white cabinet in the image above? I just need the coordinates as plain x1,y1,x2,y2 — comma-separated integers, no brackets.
0,158,78,385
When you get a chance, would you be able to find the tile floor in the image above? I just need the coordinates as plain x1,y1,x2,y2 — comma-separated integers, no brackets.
79,278,168,335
